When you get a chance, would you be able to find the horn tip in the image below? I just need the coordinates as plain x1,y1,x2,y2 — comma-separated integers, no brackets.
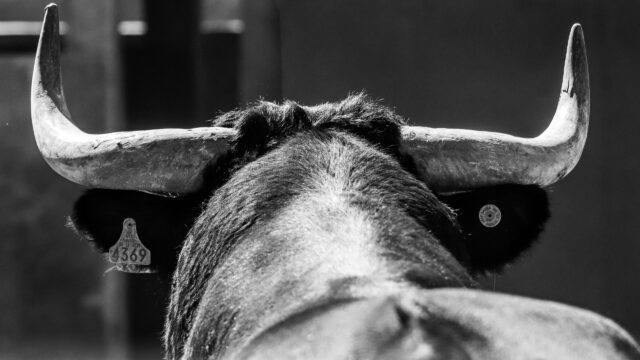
570,23,585,43
44,3,59,18
42,3,59,33
561,21,589,98
34,1,69,118
569,23,587,55
38,2,60,61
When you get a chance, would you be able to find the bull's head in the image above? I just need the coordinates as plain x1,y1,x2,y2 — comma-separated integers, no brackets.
31,4,634,360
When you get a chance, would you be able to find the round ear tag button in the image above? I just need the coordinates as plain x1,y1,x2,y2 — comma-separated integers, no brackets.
479,204,501,228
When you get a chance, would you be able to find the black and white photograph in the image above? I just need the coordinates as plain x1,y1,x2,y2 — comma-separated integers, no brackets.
1,1,639,359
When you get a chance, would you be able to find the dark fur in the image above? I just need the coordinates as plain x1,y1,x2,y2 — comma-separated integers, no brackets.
68,94,550,358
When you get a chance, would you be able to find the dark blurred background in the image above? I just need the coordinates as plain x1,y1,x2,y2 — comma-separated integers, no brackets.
1,0,639,358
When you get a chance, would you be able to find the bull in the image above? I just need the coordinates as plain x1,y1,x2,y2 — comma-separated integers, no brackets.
30,4,640,360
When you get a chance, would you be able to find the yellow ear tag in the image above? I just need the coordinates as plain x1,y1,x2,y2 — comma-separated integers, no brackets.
107,218,153,273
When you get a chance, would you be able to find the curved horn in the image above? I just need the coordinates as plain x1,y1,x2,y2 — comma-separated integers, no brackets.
31,4,236,195
402,24,589,192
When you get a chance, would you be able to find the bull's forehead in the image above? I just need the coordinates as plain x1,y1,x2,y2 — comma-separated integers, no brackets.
272,190,383,277
202,129,469,285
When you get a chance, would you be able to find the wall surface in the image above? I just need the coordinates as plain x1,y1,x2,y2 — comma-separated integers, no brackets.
242,0,640,338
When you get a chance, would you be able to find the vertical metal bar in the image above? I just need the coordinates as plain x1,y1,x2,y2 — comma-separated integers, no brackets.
66,1,129,358
142,0,201,126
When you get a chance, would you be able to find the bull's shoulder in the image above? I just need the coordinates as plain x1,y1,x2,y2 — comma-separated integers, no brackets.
408,288,640,360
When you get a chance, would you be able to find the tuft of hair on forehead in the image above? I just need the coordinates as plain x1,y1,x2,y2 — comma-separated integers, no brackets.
209,93,408,169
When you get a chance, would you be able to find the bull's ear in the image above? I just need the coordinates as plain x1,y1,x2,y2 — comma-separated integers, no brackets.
438,185,550,273
69,189,205,277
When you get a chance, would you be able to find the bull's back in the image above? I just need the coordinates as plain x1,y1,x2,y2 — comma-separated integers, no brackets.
238,288,640,360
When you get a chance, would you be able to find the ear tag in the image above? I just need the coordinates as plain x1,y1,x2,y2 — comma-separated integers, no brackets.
479,204,501,228
107,218,153,273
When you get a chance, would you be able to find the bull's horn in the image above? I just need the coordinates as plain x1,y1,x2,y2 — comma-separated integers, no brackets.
31,4,236,195
402,24,589,192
